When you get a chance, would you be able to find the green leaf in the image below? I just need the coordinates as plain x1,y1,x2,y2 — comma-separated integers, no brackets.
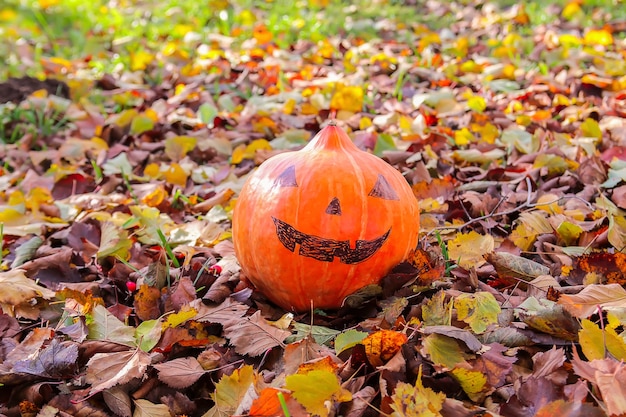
334,329,367,354
454,292,500,334
285,370,352,417
11,236,43,268
198,103,218,126
501,128,537,154
373,133,396,157
129,115,154,135
87,304,136,347
289,322,340,345
422,333,467,369
97,221,133,261
135,319,162,352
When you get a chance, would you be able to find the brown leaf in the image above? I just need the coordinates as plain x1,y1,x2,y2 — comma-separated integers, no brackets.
223,311,291,356
485,252,550,282
572,353,626,417
558,283,626,318
85,349,151,394
133,284,162,321
167,276,197,310
13,339,78,378
102,386,132,417
153,357,206,388
191,297,248,325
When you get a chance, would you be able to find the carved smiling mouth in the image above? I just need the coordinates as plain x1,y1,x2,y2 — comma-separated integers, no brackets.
272,217,390,264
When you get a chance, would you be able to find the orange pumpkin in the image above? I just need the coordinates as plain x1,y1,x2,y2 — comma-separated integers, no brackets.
232,122,420,311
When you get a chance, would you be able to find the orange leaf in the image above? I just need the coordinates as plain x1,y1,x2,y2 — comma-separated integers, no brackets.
362,330,407,367
134,284,162,321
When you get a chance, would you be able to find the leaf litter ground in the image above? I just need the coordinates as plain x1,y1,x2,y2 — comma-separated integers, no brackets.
1,1,626,416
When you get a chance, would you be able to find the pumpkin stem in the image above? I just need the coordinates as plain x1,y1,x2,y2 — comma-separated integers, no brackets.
305,121,360,152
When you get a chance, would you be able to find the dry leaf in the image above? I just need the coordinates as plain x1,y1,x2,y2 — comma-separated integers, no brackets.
86,349,151,394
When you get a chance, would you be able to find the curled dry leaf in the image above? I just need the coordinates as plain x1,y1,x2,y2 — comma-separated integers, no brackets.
85,349,151,394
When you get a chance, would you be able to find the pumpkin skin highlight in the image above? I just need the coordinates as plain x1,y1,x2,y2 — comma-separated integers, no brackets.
232,123,420,312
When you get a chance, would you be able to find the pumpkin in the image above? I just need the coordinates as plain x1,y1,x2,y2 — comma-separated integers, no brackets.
232,122,420,312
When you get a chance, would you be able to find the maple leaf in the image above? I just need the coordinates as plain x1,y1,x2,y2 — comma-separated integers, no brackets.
389,367,446,417
203,365,257,417
85,349,151,394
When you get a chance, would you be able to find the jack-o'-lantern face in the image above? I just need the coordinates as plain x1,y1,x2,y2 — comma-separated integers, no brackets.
271,165,399,264
232,123,420,312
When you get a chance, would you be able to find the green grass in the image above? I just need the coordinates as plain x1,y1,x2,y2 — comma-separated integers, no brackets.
1,0,625,81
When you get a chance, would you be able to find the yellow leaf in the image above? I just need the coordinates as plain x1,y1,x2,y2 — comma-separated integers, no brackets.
535,194,564,214
231,139,272,165
580,118,602,139
467,95,486,113
584,29,613,47
472,122,499,144
285,370,352,417
556,221,583,246
130,50,154,71
451,367,487,401
422,290,451,326
141,185,167,207
164,163,188,187
390,366,445,417
510,223,538,251
447,231,494,269
164,136,197,161
359,116,373,130
208,365,258,416
330,84,364,113
579,319,626,361
144,163,161,179
97,221,132,261
562,1,582,20
163,306,198,329
454,128,475,146
455,292,501,334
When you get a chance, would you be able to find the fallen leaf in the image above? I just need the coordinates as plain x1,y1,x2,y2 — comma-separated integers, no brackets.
153,357,206,389
285,369,352,417
86,349,151,394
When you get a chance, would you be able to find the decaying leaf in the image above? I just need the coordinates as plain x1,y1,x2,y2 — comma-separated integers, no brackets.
203,365,258,417
454,292,501,334
558,283,626,318
153,357,206,389
389,367,446,417
223,310,291,356
0,269,56,317
86,349,151,394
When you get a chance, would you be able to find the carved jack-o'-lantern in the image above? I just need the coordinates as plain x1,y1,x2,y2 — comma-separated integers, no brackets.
232,122,420,311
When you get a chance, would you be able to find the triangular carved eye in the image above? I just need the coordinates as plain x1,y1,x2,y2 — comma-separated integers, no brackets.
275,165,298,187
325,197,342,215
368,174,399,200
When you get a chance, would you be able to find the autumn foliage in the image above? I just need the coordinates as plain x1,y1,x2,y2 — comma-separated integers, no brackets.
1,0,626,416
